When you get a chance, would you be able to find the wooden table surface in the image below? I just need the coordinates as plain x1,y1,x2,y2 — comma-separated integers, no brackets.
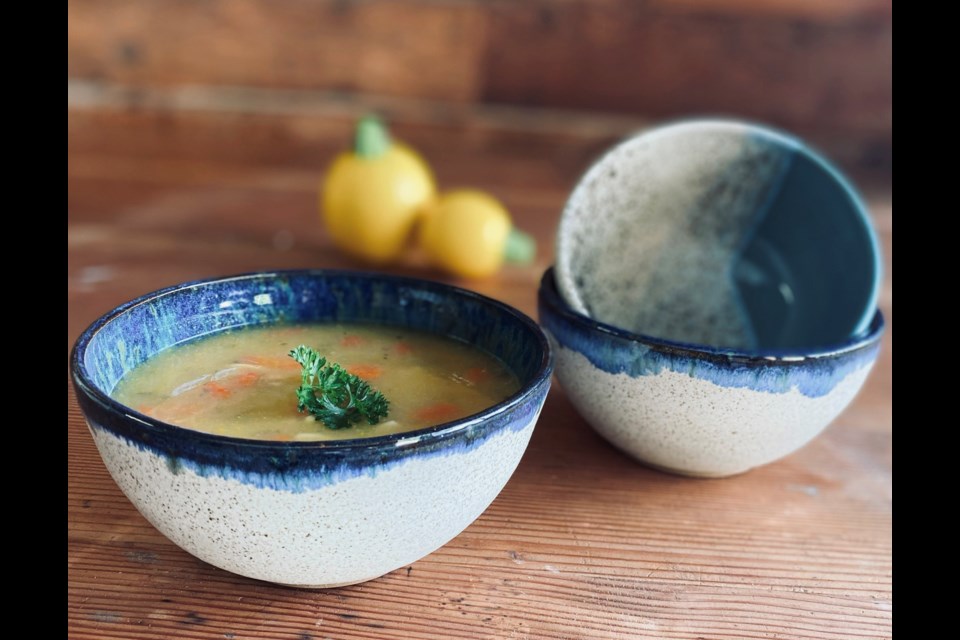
68,122,892,639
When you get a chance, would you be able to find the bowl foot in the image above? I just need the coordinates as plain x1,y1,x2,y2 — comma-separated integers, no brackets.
273,575,386,589
636,458,754,479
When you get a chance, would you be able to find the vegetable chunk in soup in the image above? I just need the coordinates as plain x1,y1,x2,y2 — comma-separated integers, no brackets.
112,324,521,441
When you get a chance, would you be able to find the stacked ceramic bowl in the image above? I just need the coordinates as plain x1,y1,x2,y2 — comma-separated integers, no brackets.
538,120,884,477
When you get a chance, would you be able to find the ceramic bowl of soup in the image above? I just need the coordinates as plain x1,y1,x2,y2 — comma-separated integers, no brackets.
71,270,553,588
538,267,883,477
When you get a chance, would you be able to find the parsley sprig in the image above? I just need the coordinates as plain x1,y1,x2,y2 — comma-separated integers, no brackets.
289,345,390,430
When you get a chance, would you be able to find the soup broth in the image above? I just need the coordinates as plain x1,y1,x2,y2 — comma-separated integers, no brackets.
112,324,521,441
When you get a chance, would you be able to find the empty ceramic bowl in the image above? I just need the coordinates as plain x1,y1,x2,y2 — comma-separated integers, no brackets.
555,119,882,352
538,267,883,477
71,270,553,587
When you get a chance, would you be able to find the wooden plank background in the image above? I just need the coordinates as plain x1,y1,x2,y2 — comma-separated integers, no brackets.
68,0,891,182
68,2,892,637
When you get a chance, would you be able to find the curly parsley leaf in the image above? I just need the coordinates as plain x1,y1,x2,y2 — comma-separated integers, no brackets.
288,345,390,430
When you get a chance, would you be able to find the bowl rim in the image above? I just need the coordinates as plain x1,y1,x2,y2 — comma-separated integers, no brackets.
554,116,884,343
71,268,554,451
539,266,884,364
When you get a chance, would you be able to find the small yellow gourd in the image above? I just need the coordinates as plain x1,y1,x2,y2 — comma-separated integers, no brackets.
417,190,536,279
321,115,436,263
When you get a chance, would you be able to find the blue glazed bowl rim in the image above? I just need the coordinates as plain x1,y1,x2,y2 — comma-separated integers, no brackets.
540,266,884,363
71,269,555,452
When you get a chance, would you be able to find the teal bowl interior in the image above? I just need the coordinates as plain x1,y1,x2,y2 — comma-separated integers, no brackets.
733,128,881,348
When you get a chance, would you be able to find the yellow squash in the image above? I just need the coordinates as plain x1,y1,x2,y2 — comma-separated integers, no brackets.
418,190,536,279
321,115,436,263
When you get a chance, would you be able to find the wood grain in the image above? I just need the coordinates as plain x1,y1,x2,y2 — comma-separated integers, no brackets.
68,129,891,638
67,79,891,193
68,0,489,101
481,0,891,135
68,0,891,633
68,0,891,154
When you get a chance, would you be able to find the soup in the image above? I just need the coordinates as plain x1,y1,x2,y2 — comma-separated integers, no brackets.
112,323,521,441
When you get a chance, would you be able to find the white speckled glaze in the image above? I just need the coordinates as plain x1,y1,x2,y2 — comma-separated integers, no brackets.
556,121,783,349
551,346,870,477
539,268,883,478
86,412,539,587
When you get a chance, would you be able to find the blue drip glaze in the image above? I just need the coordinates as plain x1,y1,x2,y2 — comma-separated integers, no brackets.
83,382,546,493
538,268,882,398
71,270,554,490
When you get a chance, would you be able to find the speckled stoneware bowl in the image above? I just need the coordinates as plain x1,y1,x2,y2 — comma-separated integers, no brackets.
539,268,883,477
555,119,882,352
71,270,553,587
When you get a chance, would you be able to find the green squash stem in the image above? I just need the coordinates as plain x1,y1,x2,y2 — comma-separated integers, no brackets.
354,115,391,159
504,228,536,264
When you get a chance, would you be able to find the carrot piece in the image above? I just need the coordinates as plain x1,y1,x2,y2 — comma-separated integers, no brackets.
340,334,365,347
203,382,233,399
413,402,461,424
269,433,294,442
235,371,261,387
346,364,383,380
135,404,154,415
463,367,490,385
393,341,413,355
